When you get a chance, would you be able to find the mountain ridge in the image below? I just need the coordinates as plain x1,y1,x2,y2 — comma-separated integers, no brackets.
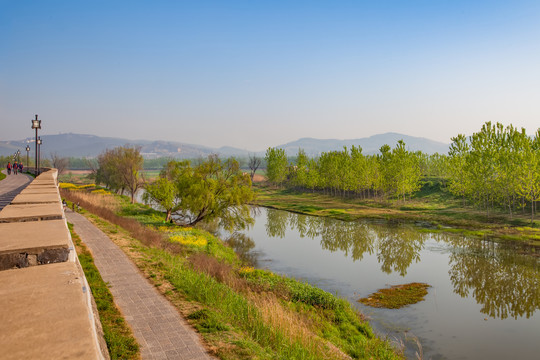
0,132,449,158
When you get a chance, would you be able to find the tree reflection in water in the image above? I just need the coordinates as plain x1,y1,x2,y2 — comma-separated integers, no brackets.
263,208,540,319
226,232,258,266
446,236,540,319
266,208,426,275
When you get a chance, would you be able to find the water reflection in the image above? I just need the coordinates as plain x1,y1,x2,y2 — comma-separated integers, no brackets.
266,208,427,276
447,237,540,319
262,208,540,320
226,232,258,266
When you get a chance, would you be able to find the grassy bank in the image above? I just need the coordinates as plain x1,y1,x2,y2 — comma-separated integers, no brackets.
0,172,6,181
61,187,401,360
68,223,140,359
253,183,540,245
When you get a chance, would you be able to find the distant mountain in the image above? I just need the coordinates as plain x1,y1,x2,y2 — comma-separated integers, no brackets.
275,133,449,156
0,132,449,159
0,133,249,159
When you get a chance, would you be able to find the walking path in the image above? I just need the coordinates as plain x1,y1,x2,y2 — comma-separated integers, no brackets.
0,170,32,210
66,210,215,360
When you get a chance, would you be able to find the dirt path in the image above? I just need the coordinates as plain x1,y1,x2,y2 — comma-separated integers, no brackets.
66,210,215,360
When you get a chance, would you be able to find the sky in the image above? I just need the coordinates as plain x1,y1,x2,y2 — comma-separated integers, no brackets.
1,0,540,151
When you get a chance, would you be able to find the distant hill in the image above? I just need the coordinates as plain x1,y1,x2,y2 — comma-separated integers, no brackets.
0,133,249,159
275,133,449,156
0,132,449,159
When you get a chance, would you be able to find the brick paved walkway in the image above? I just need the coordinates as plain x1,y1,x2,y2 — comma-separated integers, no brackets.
66,210,215,360
0,170,32,210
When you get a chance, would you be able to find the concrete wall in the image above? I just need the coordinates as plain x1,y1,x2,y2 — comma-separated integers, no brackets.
0,168,108,360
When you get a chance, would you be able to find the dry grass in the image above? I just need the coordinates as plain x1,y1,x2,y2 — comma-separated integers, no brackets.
253,294,352,360
189,253,248,292
61,189,177,252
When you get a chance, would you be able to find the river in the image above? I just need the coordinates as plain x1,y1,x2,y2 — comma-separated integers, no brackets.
220,207,540,360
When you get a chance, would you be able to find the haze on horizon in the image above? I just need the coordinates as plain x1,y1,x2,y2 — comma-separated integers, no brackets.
1,0,539,152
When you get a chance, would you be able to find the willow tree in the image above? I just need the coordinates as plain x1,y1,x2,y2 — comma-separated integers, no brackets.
160,155,255,230
143,177,179,222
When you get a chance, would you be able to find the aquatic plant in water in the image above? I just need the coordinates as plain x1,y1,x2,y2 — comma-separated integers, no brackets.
359,283,430,309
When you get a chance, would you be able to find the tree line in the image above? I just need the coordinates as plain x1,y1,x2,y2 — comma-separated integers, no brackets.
446,122,540,221
265,140,423,201
265,122,540,222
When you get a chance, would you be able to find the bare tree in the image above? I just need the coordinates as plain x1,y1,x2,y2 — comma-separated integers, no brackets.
248,154,261,181
50,152,69,174
84,157,99,180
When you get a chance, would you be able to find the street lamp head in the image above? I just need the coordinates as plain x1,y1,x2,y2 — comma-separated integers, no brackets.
37,137,42,145
26,145,30,152
31,115,41,130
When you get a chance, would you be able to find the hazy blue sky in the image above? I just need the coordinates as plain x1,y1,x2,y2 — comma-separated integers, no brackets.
1,0,539,151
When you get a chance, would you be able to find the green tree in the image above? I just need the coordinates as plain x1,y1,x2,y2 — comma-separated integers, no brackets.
96,148,123,193
516,129,540,223
95,146,143,203
265,147,288,187
143,177,179,222
117,146,144,204
167,155,255,229
292,149,309,189
448,134,470,205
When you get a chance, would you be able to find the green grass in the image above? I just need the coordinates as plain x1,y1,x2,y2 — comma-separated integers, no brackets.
240,268,339,309
253,182,540,244
70,188,402,360
359,283,431,309
0,172,6,181
135,246,399,360
68,223,140,359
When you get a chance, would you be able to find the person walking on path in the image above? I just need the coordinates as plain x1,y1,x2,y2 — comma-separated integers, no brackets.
6,162,11,175
66,210,215,360
12,162,18,175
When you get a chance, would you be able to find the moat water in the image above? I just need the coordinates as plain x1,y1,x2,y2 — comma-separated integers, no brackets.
220,207,540,360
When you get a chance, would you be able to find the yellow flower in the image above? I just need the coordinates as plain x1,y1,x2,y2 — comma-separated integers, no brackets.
239,266,255,274
158,226,175,233
91,189,111,195
170,234,208,247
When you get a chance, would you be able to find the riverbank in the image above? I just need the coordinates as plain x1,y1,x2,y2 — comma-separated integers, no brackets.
253,183,540,246
60,186,402,360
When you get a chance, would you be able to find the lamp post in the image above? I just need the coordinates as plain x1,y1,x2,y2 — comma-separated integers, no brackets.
25,145,30,168
17,150,20,164
31,115,41,175
37,137,42,175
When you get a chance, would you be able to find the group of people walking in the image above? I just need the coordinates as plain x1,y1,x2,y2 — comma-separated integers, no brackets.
5,162,23,175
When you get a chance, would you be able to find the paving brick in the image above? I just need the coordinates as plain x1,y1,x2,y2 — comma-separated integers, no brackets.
67,211,215,359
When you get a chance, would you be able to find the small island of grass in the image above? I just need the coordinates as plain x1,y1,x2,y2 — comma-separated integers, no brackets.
359,283,430,309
